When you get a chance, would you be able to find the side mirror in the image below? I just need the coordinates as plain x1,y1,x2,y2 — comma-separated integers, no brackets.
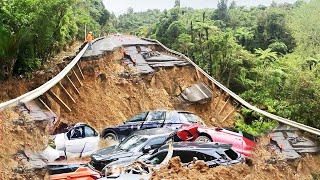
142,145,151,153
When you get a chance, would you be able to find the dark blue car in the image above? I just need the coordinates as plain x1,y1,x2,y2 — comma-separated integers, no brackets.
100,110,204,142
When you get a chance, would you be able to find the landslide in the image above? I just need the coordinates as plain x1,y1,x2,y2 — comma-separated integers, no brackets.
151,137,320,180
0,109,49,179
60,54,236,131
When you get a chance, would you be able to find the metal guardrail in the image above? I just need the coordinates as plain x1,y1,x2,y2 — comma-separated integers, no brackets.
0,38,103,111
143,37,320,136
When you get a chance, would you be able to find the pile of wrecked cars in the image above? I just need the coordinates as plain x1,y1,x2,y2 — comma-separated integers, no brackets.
47,110,257,179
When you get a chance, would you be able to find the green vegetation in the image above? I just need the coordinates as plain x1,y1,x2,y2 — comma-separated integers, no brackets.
116,0,320,134
0,0,113,79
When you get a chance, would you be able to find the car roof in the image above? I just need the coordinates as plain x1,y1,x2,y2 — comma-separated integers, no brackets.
159,142,232,151
133,128,174,137
146,110,194,114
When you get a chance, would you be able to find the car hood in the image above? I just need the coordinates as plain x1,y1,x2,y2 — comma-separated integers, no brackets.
53,133,66,150
91,146,134,161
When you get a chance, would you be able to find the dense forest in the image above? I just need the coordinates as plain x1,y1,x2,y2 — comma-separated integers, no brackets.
116,0,320,134
1,0,320,135
0,0,115,79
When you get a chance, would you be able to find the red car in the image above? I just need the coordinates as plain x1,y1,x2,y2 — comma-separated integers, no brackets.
176,124,256,157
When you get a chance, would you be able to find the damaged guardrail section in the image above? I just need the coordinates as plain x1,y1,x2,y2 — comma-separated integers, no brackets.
0,38,103,111
142,37,320,136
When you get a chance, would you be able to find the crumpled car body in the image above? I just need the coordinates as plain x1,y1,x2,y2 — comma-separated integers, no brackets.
50,123,100,159
90,128,175,171
176,124,256,157
102,141,245,177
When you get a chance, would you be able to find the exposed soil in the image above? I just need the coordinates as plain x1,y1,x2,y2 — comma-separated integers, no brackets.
0,109,49,179
151,137,320,180
59,54,235,132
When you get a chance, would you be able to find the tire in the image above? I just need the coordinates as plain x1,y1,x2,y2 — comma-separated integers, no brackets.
104,132,118,143
195,135,212,142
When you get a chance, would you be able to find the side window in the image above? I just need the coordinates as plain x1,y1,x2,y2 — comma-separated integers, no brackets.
178,113,199,123
84,126,97,137
148,111,165,121
173,151,201,163
166,111,181,124
148,151,168,164
144,137,166,149
69,126,84,139
126,112,148,123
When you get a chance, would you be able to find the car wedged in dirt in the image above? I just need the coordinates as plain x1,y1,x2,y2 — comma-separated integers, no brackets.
100,110,204,142
102,141,245,177
176,124,257,157
90,128,175,171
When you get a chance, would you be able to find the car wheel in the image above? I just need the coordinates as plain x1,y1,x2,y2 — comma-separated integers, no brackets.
104,133,118,143
196,136,212,142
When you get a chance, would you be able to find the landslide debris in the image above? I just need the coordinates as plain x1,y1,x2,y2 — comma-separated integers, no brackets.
151,138,320,180
60,55,236,131
0,109,49,179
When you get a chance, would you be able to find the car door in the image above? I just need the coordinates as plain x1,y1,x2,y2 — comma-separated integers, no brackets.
163,111,182,130
120,112,148,136
65,126,87,158
80,125,100,157
213,129,243,154
141,111,166,129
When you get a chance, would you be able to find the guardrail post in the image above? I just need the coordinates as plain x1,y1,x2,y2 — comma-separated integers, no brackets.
77,63,85,80
66,75,80,94
72,69,83,86
47,89,72,112
218,97,230,116
58,82,76,103
38,97,54,114
222,107,237,122
196,69,201,80
213,92,224,111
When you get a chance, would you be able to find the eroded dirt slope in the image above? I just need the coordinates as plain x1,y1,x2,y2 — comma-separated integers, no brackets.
60,55,235,132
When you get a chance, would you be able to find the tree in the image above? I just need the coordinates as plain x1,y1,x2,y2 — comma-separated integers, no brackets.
289,0,320,55
174,0,181,8
214,0,230,25
268,41,288,55
255,48,278,65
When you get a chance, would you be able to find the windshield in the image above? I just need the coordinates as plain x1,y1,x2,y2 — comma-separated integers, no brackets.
118,135,148,152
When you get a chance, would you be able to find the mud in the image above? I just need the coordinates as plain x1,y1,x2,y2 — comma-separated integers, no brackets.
151,138,320,180
0,109,49,179
60,52,236,131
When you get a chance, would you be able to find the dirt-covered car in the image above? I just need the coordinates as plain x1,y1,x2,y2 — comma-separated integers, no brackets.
90,128,176,171
102,141,245,177
100,110,204,142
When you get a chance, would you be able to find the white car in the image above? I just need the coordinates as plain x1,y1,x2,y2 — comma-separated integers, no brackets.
48,123,100,159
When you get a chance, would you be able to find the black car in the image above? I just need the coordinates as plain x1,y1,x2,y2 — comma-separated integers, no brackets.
102,142,245,176
100,110,204,142
145,142,245,167
90,128,175,171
